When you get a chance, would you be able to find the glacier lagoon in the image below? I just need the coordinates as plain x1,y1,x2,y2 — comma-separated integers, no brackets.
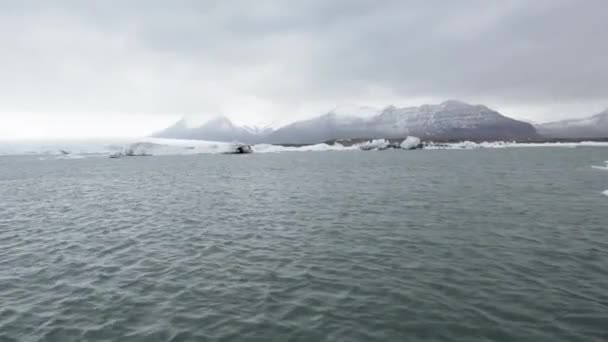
1,147,608,341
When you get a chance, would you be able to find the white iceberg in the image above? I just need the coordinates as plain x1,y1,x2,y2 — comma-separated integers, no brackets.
120,138,235,156
424,141,608,150
252,142,351,153
357,139,391,151
400,136,422,150
116,138,353,156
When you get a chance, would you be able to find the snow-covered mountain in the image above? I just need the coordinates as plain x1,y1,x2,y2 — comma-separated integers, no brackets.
265,100,537,144
535,109,608,139
152,101,538,144
151,115,273,143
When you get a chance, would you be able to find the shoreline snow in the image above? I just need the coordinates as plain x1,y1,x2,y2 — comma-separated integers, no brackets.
2,138,608,157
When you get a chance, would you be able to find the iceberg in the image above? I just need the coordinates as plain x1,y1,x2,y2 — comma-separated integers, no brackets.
120,138,235,156
355,137,422,151
357,139,391,151
603,190,608,197
400,136,422,150
252,142,351,153
115,138,353,155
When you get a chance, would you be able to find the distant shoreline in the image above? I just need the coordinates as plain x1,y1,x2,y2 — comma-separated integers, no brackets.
271,137,608,148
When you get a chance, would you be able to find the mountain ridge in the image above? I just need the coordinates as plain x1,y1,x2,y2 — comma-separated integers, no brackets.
535,109,608,139
152,100,541,144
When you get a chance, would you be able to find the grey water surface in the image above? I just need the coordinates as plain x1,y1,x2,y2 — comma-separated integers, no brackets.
1,148,607,341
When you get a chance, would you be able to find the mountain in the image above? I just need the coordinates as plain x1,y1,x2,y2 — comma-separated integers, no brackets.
264,100,538,144
535,109,608,139
151,116,273,143
263,111,369,145
152,101,538,144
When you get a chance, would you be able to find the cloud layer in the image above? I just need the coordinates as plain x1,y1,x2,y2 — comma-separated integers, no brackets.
1,0,607,137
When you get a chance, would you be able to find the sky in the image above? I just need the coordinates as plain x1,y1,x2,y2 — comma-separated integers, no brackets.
0,0,607,140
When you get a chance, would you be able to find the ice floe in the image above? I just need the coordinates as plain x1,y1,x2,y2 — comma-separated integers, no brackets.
424,141,608,150
591,161,608,171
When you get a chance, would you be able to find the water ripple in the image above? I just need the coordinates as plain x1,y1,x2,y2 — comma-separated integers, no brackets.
1,150,608,341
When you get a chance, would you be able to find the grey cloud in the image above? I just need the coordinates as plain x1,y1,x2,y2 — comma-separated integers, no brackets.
0,0,606,122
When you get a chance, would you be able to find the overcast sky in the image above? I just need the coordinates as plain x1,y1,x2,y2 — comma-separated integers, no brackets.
1,0,607,139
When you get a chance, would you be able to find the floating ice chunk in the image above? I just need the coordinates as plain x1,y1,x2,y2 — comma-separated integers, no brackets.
425,141,608,150
603,190,608,197
591,161,608,171
357,139,391,151
120,138,235,156
55,154,86,160
400,136,421,150
117,138,353,155
252,142,351,153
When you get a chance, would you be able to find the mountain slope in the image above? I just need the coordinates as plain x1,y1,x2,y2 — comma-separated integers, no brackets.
265,100,538,144
152,116,273,143
152,101,538,144
263,111,370,145
536,109,608,138
150,118,190,139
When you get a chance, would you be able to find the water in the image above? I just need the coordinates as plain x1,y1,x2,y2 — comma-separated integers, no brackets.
1,148,607,341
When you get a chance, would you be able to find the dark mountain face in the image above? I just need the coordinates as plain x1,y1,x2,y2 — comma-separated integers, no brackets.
366,101,538,141
152,101,539,144
536,110,608,139
264,101,538,144
263,113,369,145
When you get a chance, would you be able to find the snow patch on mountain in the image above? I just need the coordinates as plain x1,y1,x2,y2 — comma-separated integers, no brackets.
153,100,538,144
330,105,382,119
536,109,608,138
